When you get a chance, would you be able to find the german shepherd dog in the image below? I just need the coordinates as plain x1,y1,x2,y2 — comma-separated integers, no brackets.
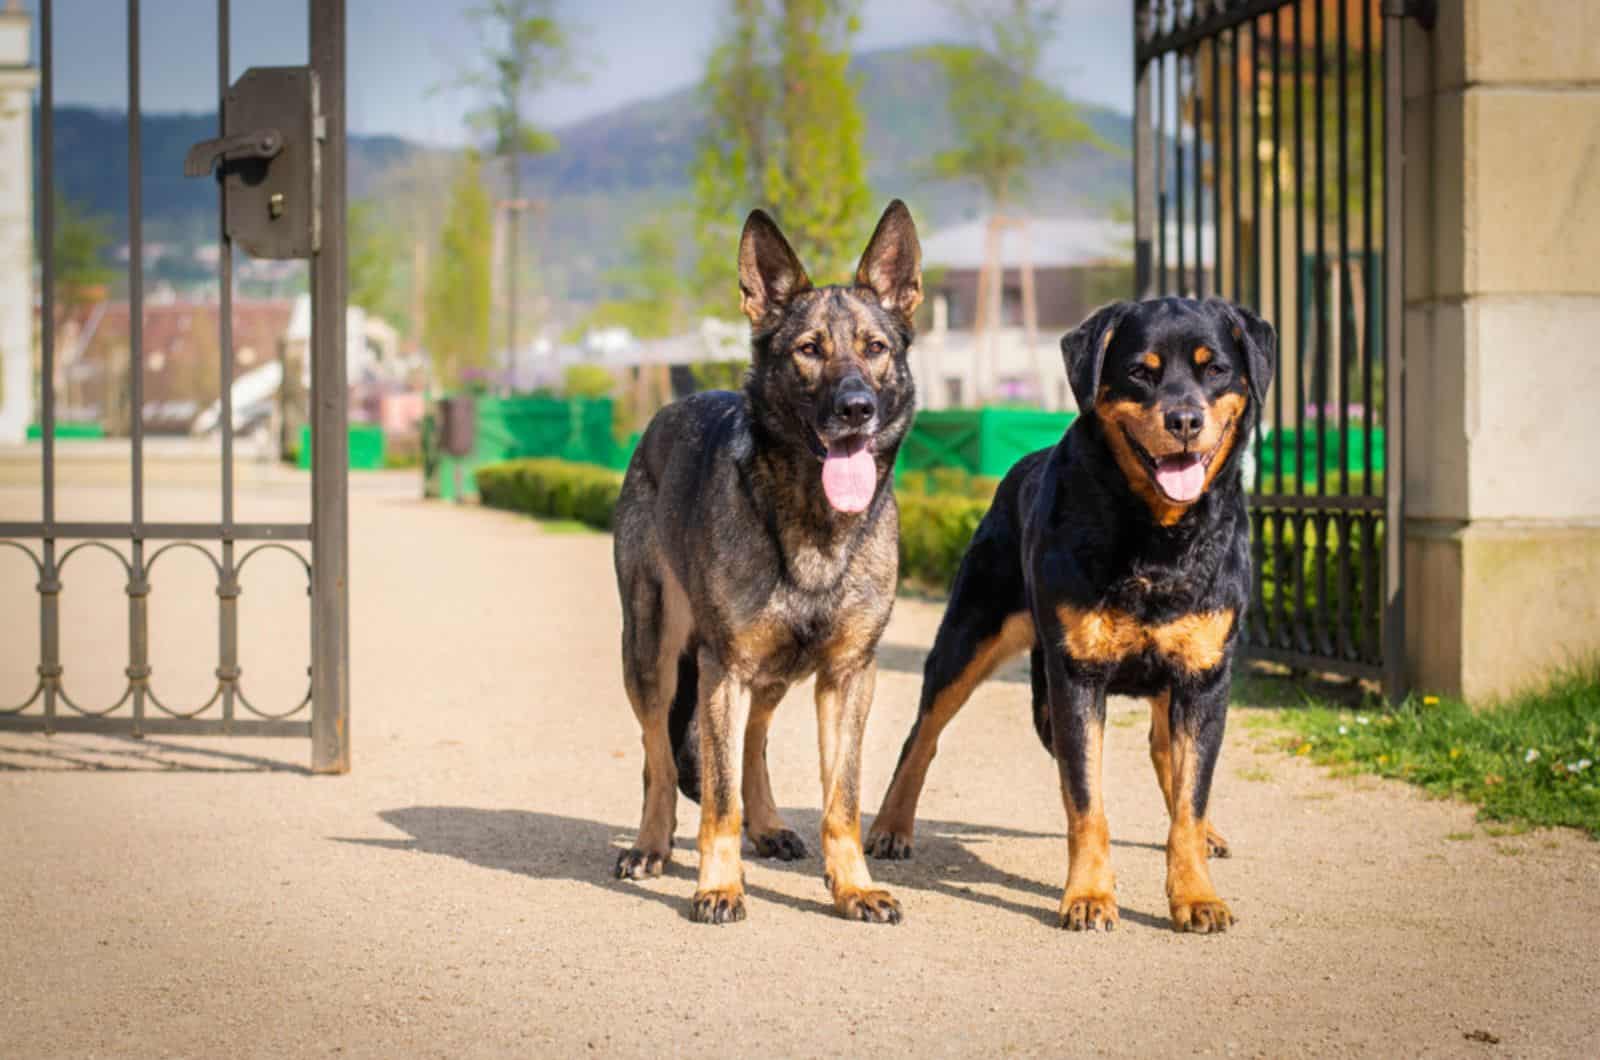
612,201,922,925
865,297,1275,933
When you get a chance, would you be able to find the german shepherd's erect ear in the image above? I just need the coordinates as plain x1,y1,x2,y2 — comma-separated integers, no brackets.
739,210,813,325
1060,300,1135,413
854,199,923,321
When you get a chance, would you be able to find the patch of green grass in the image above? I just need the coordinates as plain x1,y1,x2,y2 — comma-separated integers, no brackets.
1237,766,1274,783
535,518,599,534
1277,659,1600,838
1444,831,1475,841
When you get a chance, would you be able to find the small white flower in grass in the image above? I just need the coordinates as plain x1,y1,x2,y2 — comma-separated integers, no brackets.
1338,725,1348,735
1356,716,1370,726
1575,759,1592,772
1525,748,1540,764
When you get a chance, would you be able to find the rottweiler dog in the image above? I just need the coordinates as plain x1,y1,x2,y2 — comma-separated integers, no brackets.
612,201,922,925
866,297,1275,933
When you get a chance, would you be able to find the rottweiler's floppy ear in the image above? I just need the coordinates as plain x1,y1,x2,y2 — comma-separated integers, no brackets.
738,210,812,325
1210,299,1277,413
854,199,923,320
1060,301,1134,413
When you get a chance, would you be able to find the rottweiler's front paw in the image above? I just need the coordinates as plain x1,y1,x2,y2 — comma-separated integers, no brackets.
751,829,808,861
834,887,902,924
690,886,747,925
1205,825,1231,859
1170,897,1234,933
864,826,913,860
1058,892,1119,932
614,847,668,880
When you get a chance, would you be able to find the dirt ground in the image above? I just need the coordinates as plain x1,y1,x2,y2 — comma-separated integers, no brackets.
2,478,1598,1058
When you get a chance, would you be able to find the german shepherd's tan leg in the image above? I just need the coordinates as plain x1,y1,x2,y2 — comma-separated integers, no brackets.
692,653,752,924
867,610,1036,860
744,686,806,860
817,661,900,923
1148,691,1230,858
1165,715,1234,932
615,570,691,880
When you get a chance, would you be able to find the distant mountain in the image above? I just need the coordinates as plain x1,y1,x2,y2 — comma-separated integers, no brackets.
40,46,1132,301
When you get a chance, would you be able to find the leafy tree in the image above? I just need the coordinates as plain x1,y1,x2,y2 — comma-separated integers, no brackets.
927,1,1100,402
423,154,494,386
456,0,580,355
561,364,615,399
582,216,690,340
52,191,114,318
349,199,406,331
691,0,869,315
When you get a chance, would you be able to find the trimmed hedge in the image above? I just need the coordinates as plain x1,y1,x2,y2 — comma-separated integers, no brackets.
476,459,625,530
475,457,989,587
897,493,988,590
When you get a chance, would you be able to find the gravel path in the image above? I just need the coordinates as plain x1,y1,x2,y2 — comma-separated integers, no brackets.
3,482,1597,1058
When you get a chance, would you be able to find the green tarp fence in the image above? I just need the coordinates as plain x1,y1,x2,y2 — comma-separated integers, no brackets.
424,395,633,500
421,395,1385,499
897,408,1076,482
299,423,387,471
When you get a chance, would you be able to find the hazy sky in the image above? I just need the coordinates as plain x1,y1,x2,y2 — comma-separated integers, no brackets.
22,1,1133,145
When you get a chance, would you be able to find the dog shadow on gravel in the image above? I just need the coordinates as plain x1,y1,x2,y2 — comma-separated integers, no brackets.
340,806,1169,930
335,806,837,921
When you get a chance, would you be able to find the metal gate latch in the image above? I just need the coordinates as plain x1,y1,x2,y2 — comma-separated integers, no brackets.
182,128,284,178
182,66,320,260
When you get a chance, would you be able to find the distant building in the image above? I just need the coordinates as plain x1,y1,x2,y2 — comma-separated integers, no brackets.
915,216,1213,410
47,298,296,434
0,0,37,443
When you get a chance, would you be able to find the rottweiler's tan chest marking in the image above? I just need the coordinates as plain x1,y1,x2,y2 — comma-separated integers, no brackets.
1055,604,1234,673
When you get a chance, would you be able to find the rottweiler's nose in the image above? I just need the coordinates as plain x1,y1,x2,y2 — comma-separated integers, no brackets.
1164,407,1205,444
834,378,878,428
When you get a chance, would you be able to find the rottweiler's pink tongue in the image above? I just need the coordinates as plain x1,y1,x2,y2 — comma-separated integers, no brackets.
1154,454,1206,502
821,437,876,513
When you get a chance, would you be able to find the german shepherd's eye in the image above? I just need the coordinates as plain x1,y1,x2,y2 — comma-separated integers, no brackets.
865,338,889,358
794,341,821,360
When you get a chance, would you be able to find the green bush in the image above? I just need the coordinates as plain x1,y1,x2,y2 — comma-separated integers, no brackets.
897,493,989,590
476,459,625,530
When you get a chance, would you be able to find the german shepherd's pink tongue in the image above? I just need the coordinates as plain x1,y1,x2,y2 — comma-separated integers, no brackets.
821,437,876,513
1154,453,1206,502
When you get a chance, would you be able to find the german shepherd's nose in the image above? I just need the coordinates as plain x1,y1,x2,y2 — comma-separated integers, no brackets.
834,377,878,429
1164,406,1204,444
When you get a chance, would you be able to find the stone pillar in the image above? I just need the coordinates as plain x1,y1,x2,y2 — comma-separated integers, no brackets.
1402,1,1600,700
0,1,36,445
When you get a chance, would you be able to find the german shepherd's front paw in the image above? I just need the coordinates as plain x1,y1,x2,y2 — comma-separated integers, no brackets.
834,887,903,924
614,847,669,880
1058,892,1120,932
1170,896,1233,934
751,828,808,861
690,886,747,925
864,826,913,860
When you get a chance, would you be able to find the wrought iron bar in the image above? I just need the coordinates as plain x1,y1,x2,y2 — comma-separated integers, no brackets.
310,0,351,773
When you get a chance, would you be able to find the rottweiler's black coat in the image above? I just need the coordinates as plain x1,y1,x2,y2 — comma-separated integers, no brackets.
866,297,1275,933
612,201,923,925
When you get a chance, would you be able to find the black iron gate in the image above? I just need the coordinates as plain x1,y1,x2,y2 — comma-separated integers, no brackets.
0,0,351,771
1132,0,1411,699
